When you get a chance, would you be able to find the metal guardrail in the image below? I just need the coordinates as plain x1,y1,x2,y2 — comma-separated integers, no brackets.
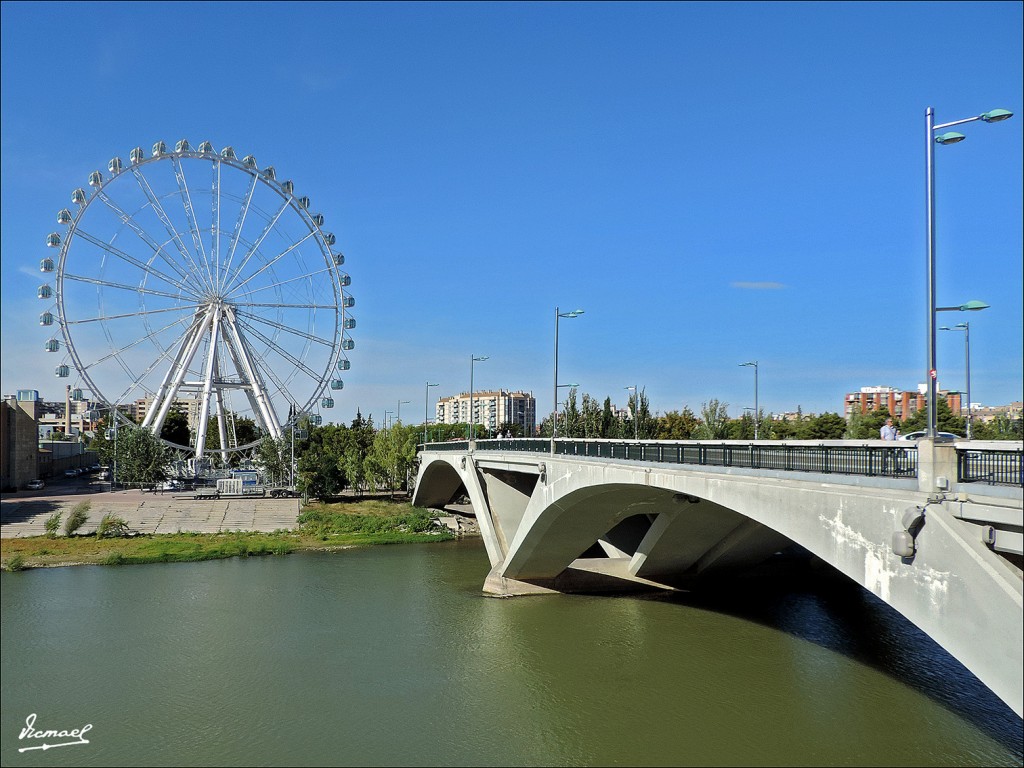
420,439,919,479
957,449,1023,487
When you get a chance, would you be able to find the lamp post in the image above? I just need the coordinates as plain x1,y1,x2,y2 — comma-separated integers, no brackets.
384,410,394,430
553,307,584,439
469,355,488,440
424,382,438,444
625,385,638,441
397,400,410,426
940,322,973,439
739,361,759,439
925,106,1012,439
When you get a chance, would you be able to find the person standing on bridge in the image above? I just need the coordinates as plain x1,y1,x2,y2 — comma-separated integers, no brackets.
881,417,898,441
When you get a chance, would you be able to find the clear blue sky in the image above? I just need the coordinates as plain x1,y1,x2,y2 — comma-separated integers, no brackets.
2,1,1021,427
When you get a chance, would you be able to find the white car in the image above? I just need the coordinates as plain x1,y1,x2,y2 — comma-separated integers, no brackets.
898,430,960,441
26,479,45,490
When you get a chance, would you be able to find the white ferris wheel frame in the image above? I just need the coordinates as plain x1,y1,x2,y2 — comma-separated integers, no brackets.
42,141,353,460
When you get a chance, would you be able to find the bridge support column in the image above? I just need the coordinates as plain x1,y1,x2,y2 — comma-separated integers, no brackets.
916,439,958,493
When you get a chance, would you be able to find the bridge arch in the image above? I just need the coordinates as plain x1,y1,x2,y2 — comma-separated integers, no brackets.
413,447,1023,717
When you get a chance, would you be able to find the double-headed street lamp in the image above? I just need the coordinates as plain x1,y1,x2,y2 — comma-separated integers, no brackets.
925,106,1012,439
739,361,759,439
469,355,488,440
553,307,584,439
424,382,439,444
940,321,974,439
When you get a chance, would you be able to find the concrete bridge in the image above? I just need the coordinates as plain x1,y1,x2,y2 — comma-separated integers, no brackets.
413,437,1023,717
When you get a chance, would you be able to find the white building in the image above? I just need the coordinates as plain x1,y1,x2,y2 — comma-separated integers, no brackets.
436,390,536,435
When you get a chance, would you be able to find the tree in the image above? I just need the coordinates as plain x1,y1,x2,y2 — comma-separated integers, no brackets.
257,435,290,486
600,397,615,438
580,394,602,438
658,407,699,439
160,410,191,447
804,412,847,439
900,398,965,436
113,426,172,487
846,407,892,439
694,400,730,439
365,424,418,496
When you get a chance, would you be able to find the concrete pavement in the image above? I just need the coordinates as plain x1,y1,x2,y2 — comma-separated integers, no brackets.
1,485,301,538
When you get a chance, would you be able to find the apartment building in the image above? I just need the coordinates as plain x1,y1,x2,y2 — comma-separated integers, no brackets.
844,385,962,423
436,390,536,435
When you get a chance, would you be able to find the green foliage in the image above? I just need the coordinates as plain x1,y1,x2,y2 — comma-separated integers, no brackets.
257,435,290,486
972,414,1023,440
658,407,700,439
803,412,848,439
900,397,965,436
64,502,90,536
44,512,62,538
96,514,130,539
694,400,731,439
6,554,26,572
365,424,418,495
160,410,191,447
298,504,452,543
846,407,891,439
113,426,173,487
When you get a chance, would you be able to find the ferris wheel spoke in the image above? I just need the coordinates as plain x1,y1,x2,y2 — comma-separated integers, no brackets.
130,165,213,292
235,309,334,348
210,159,222,291
234,300,339,310
65,302,203,325
234,316,322,382
227,230,317,296
63,272,199,303
74,229,198,295
170,156,214,286
220,197,290,294
78,312,193,372
220,172,258,294
95,190,195,286
239,265,334,296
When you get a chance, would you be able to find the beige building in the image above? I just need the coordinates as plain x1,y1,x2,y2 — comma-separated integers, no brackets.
1,391,40,489
436,390,536,435
134,396,202,432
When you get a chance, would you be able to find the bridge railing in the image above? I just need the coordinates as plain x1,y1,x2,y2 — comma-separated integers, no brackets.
957,448,1023,487
420,438,919,479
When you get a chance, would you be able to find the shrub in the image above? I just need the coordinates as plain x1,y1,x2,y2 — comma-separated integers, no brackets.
6,555,26,572
44,512,62,538
96,514,130,539
63,502,91,536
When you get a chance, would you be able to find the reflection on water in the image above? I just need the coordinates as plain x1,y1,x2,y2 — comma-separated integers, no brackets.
1,541,1020,767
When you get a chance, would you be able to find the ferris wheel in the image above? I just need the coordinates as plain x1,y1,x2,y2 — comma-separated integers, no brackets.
38,140,354,461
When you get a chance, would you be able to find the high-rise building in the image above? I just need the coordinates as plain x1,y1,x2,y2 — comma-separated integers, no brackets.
436,390,536,435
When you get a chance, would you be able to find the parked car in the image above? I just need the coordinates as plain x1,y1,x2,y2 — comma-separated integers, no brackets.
26,479,45,490
64,468,79,478
898,431,960,441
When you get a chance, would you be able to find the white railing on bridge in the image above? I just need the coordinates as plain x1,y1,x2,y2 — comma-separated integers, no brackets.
419,438,1024,487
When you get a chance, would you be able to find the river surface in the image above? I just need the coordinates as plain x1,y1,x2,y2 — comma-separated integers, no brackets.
1,540,1021,767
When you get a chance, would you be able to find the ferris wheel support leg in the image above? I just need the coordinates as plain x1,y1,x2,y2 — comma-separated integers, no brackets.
223,307,283,441
147,308,214,438
215,386,229,466
194,310,223,460
142,311,207,430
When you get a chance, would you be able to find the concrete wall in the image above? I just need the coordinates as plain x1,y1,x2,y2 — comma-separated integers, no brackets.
0,398,39,490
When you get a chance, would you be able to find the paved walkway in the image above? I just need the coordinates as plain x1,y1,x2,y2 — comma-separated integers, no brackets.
0,487,301,538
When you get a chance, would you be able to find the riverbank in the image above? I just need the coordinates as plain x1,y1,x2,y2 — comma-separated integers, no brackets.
1,499,461,570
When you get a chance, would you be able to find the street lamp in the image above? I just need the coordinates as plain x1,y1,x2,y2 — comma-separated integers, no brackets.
424,382,439,444
940,322,974,439
469,355,488,440
384,410,394,430
553,307,584,439
397,400,410,426
739,361,759,439
625,385,638,441
925,106,1012,439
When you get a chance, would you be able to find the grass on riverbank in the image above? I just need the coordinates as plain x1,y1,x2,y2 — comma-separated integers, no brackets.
1,499,455,571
